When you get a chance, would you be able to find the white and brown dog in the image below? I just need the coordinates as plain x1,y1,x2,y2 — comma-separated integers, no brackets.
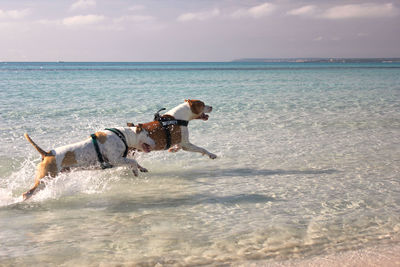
138,99,217,159
22,126,154,200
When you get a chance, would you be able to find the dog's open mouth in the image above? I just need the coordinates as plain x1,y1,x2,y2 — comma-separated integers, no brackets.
196,113,209,121
141,143,152,153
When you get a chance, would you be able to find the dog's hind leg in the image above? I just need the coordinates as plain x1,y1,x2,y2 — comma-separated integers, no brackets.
22,179,43,200
22,155,58,201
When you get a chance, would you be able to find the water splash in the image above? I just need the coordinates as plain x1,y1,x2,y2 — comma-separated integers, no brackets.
0,156,126,207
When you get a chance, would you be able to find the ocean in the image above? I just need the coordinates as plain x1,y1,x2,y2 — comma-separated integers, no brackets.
0,62,399,266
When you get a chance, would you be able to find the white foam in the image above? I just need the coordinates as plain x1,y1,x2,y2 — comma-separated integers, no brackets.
0,157,126,206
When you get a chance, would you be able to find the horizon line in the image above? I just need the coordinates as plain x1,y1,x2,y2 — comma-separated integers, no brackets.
1,57,400,63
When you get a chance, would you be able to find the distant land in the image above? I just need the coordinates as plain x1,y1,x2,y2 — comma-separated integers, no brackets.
232,58,400,63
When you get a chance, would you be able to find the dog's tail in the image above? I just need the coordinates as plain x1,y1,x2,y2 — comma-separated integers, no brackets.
24,133,51,158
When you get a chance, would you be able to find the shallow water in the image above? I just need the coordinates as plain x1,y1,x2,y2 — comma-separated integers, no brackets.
0,62,399,265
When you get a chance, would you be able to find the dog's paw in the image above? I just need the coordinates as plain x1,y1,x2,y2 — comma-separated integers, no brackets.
22,191,32,201
168,145,181,153
139,167,148,172
132,168,139,177
22,193,29,201
209,153,217,159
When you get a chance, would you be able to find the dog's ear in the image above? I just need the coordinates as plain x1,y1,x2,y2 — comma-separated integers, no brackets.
127,122,134,127
135,124,143,133
189,100,205,114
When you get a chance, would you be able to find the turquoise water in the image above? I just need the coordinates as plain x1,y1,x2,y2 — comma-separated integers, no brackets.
0,62,399,265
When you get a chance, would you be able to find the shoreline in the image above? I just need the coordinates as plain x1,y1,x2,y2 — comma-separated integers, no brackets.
242,243,400,267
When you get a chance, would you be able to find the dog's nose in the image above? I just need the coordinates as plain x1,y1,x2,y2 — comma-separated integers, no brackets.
209,106,213,111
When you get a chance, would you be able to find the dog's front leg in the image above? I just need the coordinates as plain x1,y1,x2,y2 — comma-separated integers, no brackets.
137,163,148,173
181,142,217,159
112,157,141,176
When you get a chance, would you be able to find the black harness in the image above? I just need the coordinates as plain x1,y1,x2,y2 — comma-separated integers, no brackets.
154,108,188,150
91,128,129,169
91,107,189,168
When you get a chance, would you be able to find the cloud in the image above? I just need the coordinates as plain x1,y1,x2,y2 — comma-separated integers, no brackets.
177,8,220,22
70,0,96,11
287,5,317,16
0,8,30,19
312,36,342,42
321,3,398,19
36,19,61,25
114,15,155,23
231,2,276,19
62,14,105,26
128,5,146,12
357,32,369,37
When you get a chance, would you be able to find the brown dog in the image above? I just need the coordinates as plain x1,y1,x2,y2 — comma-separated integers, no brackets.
138,99,217,159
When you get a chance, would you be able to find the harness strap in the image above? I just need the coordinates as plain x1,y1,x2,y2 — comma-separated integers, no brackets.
154,108,166,121
159,118,189,127
153,108,189,150
105,128,129,158
91,134,112,169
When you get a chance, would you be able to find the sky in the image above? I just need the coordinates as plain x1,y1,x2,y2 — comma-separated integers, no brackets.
0,0,399,61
